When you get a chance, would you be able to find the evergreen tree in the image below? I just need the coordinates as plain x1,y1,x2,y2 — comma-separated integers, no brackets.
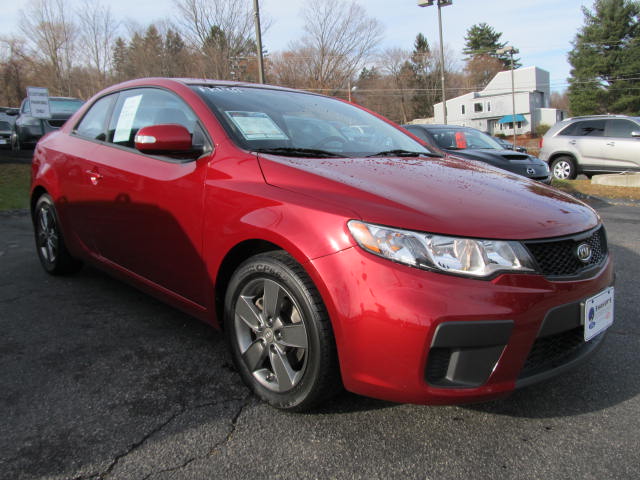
463,23,520,69
112,37,128,81
568,0,640,115
409,33,438,118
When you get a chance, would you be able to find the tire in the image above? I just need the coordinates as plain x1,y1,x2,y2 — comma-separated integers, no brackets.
33,194,83,275
224,251,341,411
550,156,577,180
11,132,20,152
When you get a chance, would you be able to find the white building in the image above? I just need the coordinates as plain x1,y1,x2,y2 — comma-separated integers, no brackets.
431,66,566,135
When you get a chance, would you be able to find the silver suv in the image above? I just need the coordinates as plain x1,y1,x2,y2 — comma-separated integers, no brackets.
539,115,640,179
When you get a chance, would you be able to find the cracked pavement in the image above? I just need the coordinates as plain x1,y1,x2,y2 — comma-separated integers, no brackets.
1,201,639,479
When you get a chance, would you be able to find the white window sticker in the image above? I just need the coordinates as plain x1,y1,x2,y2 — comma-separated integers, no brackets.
114,95,142,143
225,111,289,140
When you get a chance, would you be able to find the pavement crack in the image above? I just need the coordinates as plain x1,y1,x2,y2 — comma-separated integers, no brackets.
99,405,186,479
141,394,252,480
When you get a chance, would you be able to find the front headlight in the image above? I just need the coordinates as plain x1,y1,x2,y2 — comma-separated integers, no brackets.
347,220,536,278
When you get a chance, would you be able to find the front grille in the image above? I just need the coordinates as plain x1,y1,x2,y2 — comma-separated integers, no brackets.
520,327,585,378
525,226,607,277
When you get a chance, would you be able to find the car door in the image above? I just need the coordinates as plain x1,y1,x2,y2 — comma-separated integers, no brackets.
58,93,117,253
601,119,640,170
85,87,212,307
571,119,605,168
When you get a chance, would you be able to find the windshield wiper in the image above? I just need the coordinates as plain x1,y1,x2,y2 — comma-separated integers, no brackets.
366,149,443,158
254,147,345,158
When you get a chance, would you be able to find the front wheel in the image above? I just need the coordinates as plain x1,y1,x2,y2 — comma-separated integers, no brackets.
34,194,83,275
551,156,577,180
225,251,340,411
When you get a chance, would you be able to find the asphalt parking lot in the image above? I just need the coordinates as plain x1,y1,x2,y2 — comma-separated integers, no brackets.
1,155,639,479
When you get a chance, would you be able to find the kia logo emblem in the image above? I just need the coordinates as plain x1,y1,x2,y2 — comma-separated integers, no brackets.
526,168,535,175
576,243,592,263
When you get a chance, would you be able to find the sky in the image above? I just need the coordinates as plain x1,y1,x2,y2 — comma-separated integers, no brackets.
0,0,595,92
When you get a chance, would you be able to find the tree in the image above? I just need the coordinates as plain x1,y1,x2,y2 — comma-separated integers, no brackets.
77,0,118,90
463,23,520,69
19,0,77,95
568,0,640,115
408,33,440,118
293,0,384,91
464,54,504,90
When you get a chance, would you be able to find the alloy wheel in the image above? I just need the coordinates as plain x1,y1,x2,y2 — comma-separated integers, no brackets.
234,278,309,393
37,205,58,264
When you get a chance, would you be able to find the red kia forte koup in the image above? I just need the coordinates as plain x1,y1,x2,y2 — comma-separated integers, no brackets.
31,78,614,411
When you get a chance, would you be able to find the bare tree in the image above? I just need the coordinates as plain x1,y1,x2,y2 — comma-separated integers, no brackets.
294,0,384,90
377,48,413,123
77,0,119,89
173,0,261,79
464,54,504,91
0,37,35,105
19,0,77,95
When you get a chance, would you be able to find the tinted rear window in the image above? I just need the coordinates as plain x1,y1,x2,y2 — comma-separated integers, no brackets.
560,120,605,137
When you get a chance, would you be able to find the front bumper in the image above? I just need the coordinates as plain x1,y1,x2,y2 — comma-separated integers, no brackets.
309,246,614,405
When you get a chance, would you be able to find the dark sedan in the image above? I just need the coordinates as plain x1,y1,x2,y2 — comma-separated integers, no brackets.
12,96,83,150
403,124,550,183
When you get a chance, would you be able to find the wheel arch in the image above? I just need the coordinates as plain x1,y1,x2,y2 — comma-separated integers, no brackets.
30,186,49,222
548,151,577,164
214,239,285,326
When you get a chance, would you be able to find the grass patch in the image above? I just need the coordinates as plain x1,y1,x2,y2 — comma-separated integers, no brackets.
552,178,640,201
0,164,31,211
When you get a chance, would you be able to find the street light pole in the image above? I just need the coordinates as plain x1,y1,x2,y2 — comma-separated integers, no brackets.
497,45,519,147
418,0,452,124
253,0,265,84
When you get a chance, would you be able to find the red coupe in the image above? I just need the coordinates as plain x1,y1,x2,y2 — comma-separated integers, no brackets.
31,78,614,411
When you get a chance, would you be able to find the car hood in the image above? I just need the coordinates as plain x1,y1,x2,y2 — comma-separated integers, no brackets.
257,154,598,240
444,148,543,166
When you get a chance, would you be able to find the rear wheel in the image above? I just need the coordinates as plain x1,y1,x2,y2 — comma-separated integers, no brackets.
34,194,83,275
551,156,577,180
225,251,340,411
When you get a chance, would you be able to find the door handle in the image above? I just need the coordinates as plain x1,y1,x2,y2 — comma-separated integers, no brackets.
606,142,615,146
568,140,577,145
86,169,103,185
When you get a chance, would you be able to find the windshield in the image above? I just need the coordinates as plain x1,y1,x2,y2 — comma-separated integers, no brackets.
24,98,83,115
192,85,436,157
429,128,504,150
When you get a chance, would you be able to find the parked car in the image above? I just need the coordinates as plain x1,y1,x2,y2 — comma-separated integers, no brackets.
539,115,640,180
12,96,83,150
492,136,527,153
31,78,614,411
403,124,550,183
0,120,12,149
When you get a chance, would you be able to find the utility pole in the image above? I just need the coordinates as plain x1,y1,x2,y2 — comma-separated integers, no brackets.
253,0,265,84
417,0,452,124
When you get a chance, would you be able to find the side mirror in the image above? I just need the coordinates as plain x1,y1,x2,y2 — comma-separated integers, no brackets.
134,124,198,156
631,131,640,138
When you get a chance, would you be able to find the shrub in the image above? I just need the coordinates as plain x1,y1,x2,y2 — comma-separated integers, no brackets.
536,123,552,136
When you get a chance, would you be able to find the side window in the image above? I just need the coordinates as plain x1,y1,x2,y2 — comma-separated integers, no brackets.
74,94,115,141
22,100,31,114
606,119,638,138
461,105,465,115
107,88,199,149
474,103,483,113
574,120,605,137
